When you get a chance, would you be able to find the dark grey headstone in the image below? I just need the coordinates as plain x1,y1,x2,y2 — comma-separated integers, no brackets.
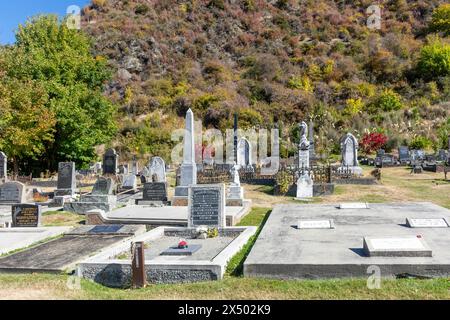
103,148,118,175
12,204,41,228
143,182,168,202
188,184,225,228
398,146,410,162
57,162,76,190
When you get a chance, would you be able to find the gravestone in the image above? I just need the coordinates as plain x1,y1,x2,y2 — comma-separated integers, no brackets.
363,236,432,257
55,162,76,196
296,173,313,199
131,157,139,175
103,148,118,175
149,157,166,182
121,174,137,191
0,182,26,204
437,149,447,162
174,109,198,204
136,182,168,204
398,146,410,164
92,177,115,195
406,218,449,228
118,164,128,175
237,138,252,169
0,152,7,181
12,204,41,228
298,121,310,168
339,133,362,175
297,220,335,229
188,184,226,228
227,162,244,206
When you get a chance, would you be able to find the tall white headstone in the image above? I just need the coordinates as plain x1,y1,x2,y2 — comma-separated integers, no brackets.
174,109,197,199
339,133,362,176
149,156,167,182
296,121,313,199
237,138,252,170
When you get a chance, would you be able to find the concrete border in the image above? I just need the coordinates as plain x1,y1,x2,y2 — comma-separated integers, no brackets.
77,226,257,287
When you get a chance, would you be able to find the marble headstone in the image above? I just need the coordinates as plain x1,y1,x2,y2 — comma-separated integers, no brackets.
149,157,166,182
339,133,362,175
237,138,253,170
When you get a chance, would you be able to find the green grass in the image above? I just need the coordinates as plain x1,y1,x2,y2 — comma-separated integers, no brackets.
42,211,84,227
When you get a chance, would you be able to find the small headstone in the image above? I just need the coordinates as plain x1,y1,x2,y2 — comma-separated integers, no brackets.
142,182,168,202
92,177,115,195
406,218,449,228
339,203,369,209
12,204,41,228
297,220,335,229
0,182,26,203
149,157,166,182
188,184,226,228
103,148,119,175
398,146,410,163
437,149,447,162
122,174,137,190
0,152,7,180
363,236,432,257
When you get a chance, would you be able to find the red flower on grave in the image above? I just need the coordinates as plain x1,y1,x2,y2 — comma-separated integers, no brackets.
417,235,422,238
178,240,188,249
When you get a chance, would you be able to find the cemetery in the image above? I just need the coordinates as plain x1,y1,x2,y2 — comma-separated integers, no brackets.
0,108,449,299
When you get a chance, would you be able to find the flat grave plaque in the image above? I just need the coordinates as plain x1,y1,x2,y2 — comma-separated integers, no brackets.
406,218,449,228
89,225,123,234
363,236,432,257
297,220,335,229
339,203,369,209
160,244,202,256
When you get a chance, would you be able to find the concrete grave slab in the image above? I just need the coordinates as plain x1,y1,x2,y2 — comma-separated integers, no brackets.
244,202,450,279
0,225,145,273
0,227,72,256
77,226,257,287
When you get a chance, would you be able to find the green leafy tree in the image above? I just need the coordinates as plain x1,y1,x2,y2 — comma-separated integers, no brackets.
1,15,117,170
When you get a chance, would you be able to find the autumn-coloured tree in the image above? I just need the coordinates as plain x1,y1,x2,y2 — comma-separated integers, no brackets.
360,132,388,155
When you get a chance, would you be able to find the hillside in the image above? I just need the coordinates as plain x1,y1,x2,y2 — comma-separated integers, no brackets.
81,0,450,160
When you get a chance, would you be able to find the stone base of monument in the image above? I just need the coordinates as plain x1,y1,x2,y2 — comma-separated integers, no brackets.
85,203,252,227
226,185,245,207
0,226,72,256
49,195,73,208
64,195,117,215
77,226,257,287
0,225,145,273
337,166,363,176
244,202,450,279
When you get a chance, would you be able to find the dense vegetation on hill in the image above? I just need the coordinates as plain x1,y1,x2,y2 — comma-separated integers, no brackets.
81,0,449,161
1,0,450,174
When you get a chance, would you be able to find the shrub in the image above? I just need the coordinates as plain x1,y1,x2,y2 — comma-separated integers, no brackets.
409,135,432,150
430,4,450,36
360,132,389,155
417,36,450,80
369,89,403,113
343,98,364,116
287,75,313,92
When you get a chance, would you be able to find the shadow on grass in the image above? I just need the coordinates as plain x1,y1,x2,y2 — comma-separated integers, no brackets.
226,209,272,277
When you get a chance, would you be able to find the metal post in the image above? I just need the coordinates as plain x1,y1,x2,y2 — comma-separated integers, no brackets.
131,241,146,288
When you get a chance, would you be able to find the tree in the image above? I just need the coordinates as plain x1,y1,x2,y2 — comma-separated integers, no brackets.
360,132,388,155
1,15,117,171
417,36,450,80
430,4,450,36
0,78,55,175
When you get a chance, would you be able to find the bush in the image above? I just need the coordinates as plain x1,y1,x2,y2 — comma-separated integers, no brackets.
371,89,403,113
417,36,450,80
409,135,432,150
360,132,388,155
430,4,450,36
287,75,313,92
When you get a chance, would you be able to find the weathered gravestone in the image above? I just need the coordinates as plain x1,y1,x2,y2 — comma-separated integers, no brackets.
92,177,115,195
136,182,168,205
339,133,362,175
12,204,41,228
103,148,119,175
149,157,166,182
298,121,310,169
0,182,26,204
121,174,137,192
237,138,252,169
188,184,226,228
0,152,7,181
55,162,76,196
437,149,447,162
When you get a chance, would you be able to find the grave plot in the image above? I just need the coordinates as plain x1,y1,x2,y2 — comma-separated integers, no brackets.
0,227,71,256
244,202,450,279
77,225,257,287
0,225,145,273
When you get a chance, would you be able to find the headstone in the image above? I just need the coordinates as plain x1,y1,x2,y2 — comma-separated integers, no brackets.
149,157,166,182
339,202,369,209
55,162,76,196
92,177,115,195
234,113,238,163
0,182,26,203
142,182,168,202
188,184,226,228
363,236,432,257
12,204,41,228
437,149,447,162
131,157,139,175
398,146,410,164
0,152,7,181
296,173,313,199
339,133,362,175
122,174,137,190
118,164,128,175
227,162,244,206
298,121,310,168
297,220,334,229
174,109,197,199
406,218,449,228
103,148,119,175
237,138,252,169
